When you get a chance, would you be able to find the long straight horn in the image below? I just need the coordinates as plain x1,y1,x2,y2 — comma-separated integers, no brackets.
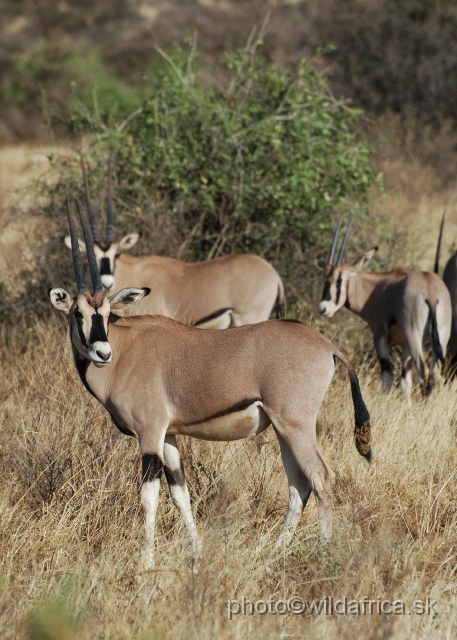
80,154,101,243
327,214,344,266
66,196,88,293
434,211,445,275
75,198,105,293
106,156,113,242
336,215,354,266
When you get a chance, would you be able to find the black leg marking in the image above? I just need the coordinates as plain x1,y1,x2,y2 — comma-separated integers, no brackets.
142,454,163,483
379,358,391,375
164,465,186,487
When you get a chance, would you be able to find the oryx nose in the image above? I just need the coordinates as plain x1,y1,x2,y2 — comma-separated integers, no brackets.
96,349,111,361
101,274,115,291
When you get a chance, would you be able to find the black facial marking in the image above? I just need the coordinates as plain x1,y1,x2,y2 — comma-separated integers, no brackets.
142,454,164,483
193,307,234,327
74,309,87,347
164,465,186,487
335,275,343,304
388,316,397,328
379,358,391,374
89,313,108,344
99,257,111,275
193,398,261,424
321,280,331,302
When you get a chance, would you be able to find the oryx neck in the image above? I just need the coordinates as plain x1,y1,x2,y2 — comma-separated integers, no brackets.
347,271,390,316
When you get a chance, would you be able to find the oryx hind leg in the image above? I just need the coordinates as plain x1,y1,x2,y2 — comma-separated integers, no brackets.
163,435,202,560
140,452,164,570
274,428,335,546
400,346,413,405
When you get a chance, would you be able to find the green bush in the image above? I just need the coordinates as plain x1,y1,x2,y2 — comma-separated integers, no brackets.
67,43,378,263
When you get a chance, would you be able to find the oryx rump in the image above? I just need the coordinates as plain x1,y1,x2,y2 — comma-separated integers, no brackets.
51,199,371,569
319,218,452,400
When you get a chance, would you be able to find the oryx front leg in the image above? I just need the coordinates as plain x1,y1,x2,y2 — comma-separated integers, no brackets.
163,435,202,561
375,334,392,391
140,453,163,570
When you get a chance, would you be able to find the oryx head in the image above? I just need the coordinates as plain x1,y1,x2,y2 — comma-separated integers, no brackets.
52,197,149,367
63,156,140,292
319,215,377,318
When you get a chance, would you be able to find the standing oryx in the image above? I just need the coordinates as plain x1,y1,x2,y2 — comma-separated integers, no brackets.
50,198,371,569
319,218,452,400
434,213,457,370
64,157,284,329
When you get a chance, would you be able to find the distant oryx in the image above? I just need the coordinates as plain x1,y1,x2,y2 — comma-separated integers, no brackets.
50,199,371,569
64,157,284,329
319,218,452,400
434,213,457,370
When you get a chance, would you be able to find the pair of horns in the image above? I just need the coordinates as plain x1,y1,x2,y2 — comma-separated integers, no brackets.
66,196,105,294
80,155,113,243
327,214,354,266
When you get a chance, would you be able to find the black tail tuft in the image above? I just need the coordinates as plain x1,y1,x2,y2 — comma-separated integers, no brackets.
425,300,445,365
274,282,286,319
334,353,372,462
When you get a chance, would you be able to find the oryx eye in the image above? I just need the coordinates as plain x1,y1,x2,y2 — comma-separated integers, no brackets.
115,252,120,258
337,275,343,284
74,308,83,319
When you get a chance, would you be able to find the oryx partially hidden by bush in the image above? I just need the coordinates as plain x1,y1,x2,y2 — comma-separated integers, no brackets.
64,157,284,329
51,199,371,569
319,218,452,400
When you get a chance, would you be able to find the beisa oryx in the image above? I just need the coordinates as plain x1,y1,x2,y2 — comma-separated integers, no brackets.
64,156,285,329
319,217,452,400
434,213,457,372
50,198,372,569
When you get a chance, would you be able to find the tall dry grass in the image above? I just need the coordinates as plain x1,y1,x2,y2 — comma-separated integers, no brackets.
1,133,457,638
0,314,456,639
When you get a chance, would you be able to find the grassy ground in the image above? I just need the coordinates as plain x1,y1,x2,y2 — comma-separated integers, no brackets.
1,319,456,639
1,134,457,638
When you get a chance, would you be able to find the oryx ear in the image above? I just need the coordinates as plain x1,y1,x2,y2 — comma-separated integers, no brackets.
63,235,87,254
117,233,140,251
109,287,150,313
351,247,378,272
49,288,73,314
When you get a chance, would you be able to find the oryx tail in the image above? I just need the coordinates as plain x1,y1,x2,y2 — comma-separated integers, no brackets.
426,299,445,364
333,350,372,462
275,281,286,319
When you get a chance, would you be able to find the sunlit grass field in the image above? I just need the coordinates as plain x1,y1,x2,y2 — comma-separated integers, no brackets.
1,136,457,638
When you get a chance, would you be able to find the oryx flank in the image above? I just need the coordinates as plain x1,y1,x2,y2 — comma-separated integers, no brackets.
51,199,371,569
319,217,452,400
434,213,457,370
64,157,284,329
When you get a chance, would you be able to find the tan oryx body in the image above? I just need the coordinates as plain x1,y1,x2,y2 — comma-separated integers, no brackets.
64,157,284,328
434,213,457,370
51,199,371,569
319,219,452,400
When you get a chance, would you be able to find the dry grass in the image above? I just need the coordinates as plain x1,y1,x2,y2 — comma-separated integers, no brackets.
2,131,457,638
1,318,456,639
